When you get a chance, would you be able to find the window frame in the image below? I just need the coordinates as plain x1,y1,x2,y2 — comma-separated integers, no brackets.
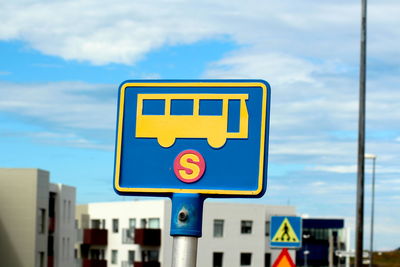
111,250,118,264
213,252,224,267
213,219,224,238
241,220,253,234
112,219,119,233
240,253,252,266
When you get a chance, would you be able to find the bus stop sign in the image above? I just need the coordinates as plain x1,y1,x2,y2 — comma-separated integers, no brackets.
114,80,271,197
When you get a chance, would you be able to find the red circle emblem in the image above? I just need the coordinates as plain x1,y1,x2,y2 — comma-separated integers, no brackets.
173,150,206,183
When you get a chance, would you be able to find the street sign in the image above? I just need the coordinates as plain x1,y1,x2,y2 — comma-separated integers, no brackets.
270,216,302,248
272,248,295,267
114,80,271,197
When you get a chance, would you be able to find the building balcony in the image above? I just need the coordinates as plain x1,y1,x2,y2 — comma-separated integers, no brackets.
48,217,55,233
47,256,54,267
83,229,108,246
134,261,161,267
134,229,161,246
82,259,107,267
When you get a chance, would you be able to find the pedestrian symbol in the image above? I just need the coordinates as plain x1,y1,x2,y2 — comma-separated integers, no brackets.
270,216,302,248
271,218,299,242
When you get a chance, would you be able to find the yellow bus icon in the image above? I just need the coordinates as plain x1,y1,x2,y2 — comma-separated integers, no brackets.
135,93,249,148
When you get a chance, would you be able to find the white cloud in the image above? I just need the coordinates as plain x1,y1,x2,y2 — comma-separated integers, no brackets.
0,81,116,130
26,131,113,150
310,165,357,174
205,51,318,85
0,0,399,65
309,164,400,175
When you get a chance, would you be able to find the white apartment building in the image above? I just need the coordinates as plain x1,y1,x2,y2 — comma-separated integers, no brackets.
75,199,296,267
0,168,76,267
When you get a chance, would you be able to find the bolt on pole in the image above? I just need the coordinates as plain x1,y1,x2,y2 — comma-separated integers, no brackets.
355,0,367,266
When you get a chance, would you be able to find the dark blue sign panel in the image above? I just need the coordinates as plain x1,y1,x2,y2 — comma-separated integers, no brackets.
270,216,302,248
114,80,271,197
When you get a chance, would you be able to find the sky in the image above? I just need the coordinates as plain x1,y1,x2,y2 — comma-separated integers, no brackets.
0,0,399,251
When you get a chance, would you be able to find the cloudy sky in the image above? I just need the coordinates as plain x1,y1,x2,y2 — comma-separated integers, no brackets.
0,0,399,250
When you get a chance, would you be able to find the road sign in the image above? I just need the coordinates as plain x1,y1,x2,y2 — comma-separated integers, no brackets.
270,216,302,248
272,248,295,267
114,80,271,197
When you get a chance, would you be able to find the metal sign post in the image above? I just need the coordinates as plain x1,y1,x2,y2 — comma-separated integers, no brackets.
113,80,271,267
170,194,204,267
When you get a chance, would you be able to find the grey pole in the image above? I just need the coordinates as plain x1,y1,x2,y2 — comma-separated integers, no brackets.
355,0,367,266
369,156,376,267
171,236,198,267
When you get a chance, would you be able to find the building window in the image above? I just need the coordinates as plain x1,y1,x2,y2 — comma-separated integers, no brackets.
128,250,135,263
264,253,271,267
67,238,70,259
148,250,159,261
112,219,119,233
129,218,136,229
213,252,223,267
265,221,270,236
68,200,71,221
38,208,46,234
39,252,45,267
62,238,65,259
91,219,101,229
141,218,147,228
111,250,118,264
63,200,67,222
213,219,224,237
90,249,104,260
148,218,160,229
241,220,252,234
240,253,252,266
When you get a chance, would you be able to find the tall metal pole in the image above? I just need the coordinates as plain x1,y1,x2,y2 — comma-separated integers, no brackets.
172,236,198,267
355,0,367,266
369,156,376,267
170,193,204,267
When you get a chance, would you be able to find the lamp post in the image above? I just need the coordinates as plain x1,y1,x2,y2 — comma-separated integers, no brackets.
304,250,310,267
355,0,368,265
365,153,376,267
303,233,310,267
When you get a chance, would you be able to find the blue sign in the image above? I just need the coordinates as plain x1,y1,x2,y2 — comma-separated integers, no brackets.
270,216,302,248
114,80,271,197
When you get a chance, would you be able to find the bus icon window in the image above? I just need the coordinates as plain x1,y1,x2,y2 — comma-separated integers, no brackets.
135,94,249,148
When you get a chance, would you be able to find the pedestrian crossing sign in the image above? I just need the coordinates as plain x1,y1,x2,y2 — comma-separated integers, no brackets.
270,216,302,248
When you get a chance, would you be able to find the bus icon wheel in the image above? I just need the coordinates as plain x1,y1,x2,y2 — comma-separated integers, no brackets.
157,136,176,148
207,137,226,149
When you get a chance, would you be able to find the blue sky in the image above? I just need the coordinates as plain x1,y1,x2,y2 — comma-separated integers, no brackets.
0,0,399,251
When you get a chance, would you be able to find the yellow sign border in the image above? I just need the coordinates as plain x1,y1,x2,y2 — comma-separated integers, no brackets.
114,81,268,195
